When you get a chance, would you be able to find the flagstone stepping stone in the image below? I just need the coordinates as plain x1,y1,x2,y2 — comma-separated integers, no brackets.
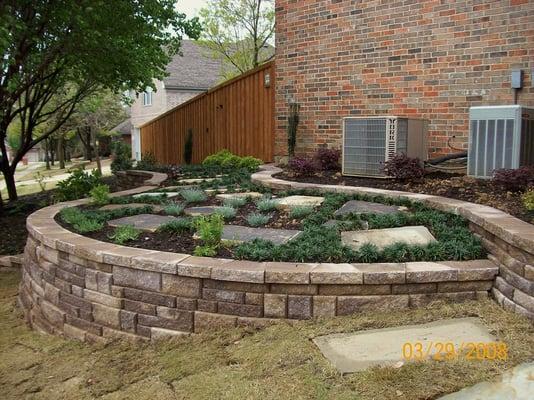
438,362,534,399
100,203,164,212
133,192,180,199
341,226,436,251
221,225,302,245
313,318,495,374
178,177,218,184
107,214,181,232
205,188,228,195
159,185,199,191
215,192,263,201
184,206,226,217
334,200,407,217
275,195,325,210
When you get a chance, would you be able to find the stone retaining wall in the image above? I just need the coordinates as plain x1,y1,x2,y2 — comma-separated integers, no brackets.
252,165,534,322
18,169,502,342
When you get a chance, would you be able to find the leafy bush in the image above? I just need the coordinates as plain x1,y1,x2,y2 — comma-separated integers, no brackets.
382,154,425,180
193,214,224,257
59,207,104,233
223,196,247,208
136,152,158,171
202,149,262,172
180,189,207,203
246,212,270,227
314,148,341,171
256,198,278,212
493,166,534,192
90,184,110,206
289,205,313,219
163,203,185,216
108,225,141,244
110,141,132,173
215,206,237,220
287,156,317,176
55,168,102,202
158,219,192,234
522,189,534,211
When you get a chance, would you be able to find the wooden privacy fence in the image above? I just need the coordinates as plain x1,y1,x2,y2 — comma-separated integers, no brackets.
140,61,275,165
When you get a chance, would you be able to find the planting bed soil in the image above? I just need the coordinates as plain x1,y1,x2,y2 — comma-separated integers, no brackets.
275,170,533,224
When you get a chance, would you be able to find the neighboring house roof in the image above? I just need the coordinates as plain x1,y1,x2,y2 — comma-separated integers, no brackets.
111,118,132,136
163,40,224,90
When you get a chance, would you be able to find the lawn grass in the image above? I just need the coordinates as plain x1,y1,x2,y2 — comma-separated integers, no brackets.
1,270,532,400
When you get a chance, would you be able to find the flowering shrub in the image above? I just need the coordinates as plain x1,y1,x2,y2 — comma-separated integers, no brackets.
493,166,534,192
382,154,425,180
287,156,317,176
315,148,341,171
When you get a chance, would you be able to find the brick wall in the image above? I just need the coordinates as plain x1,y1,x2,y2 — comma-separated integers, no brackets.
274,0,534,159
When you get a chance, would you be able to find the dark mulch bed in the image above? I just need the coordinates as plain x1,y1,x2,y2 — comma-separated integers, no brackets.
275,170,533,224
0,175,135,256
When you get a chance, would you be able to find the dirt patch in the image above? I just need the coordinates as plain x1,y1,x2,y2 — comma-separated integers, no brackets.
2,271,533,400
276,170,533,223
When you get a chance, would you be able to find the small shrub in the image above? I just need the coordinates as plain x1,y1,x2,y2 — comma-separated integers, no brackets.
136,152,158,171
163,203,185,216
215,206,237,220
256,198,278,212
59,207,104,233
202,149,262,172
223,196,247,208
289,205,313,219
90,184,110,206
110,141,132,173
382,154,425,180
522,188,534,211
247,212,270,227
74,218,104,233
108,225,141,244
238,156,262,172
493,166,534,192
158,219,192,233
55,168,102,201
315,148,341,171
357,243,380,263
181,189,207,203
193,214,224,256
287,156,317,176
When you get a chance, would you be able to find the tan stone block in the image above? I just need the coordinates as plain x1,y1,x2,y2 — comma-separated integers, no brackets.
525,265,534,281
287,295,312,319
113,266,161,292
203,288,245,303
131,251,189,274
65,315,102,336
102,246,154,267
392,283,437,294
406,262,458,283
40,300,66,326
356,263,406,284
313,296,336,317
123,287,175,307
161,275,201,298
310,263,363,284
513,289,534,313
211,260,266,283
318,284,391,296
197,299,217,313
194,311,237,333
138,312,193,332
92,303,121,329
337,295,409,315
245,292,264,305
409,292,477,308
269,284,318,295
120,310,137,333
86,268,101,291
264,262,315,284
124,299,156,315
83,289,122,308
217,302,263,318
437,281,493,293
44,282,60,305
264,294,287,318
151,327,189,340
444,260,499,281
175,256,216,278
63,323,86,341
203,279,269,293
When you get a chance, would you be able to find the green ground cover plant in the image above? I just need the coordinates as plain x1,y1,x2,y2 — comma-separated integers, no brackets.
255,197,278,212
235,190,485,263
181,189,207,204
215,206,237,220
288,205,313,219
157,219,193,234
193,214,224,257
246,212,271,227
163,203,185,216
222,196,248,208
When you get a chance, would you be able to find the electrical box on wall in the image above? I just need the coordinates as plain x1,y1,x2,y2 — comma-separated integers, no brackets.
511,69,523,89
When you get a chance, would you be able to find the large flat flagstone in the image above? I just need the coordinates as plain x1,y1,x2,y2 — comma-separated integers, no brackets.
100,203,164,212
438,362,534,399
107,214,181,232
215,192,263,201
334,200,407,216
341,226,436,250
222,225,302,245
275,195,324,210
178,177,218,184
313,318,495,374
133,192,180,199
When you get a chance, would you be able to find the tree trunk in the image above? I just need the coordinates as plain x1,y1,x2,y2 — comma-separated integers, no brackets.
91,127,102,174
44,139,50,170
58,134,65,169
2,167,17,201
50,141,55,166
0,189,4,217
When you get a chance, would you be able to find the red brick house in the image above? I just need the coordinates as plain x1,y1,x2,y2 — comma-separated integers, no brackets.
274,0,534,160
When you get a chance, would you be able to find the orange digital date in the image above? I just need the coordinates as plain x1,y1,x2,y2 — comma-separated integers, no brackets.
402,341,508,361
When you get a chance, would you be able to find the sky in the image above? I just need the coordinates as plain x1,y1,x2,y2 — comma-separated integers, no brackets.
177,0,209,18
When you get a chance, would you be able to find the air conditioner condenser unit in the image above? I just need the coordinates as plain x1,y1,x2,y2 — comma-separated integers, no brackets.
342,116,428,178
468,105,534,179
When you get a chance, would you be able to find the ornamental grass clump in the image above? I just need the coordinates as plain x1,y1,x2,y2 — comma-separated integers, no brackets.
164,203,185,216
289,205,313,219
255,198,278,212
223,196,247,208
215,206,237,220
108,225,141,244
247,212,270,227
181,189,207,204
